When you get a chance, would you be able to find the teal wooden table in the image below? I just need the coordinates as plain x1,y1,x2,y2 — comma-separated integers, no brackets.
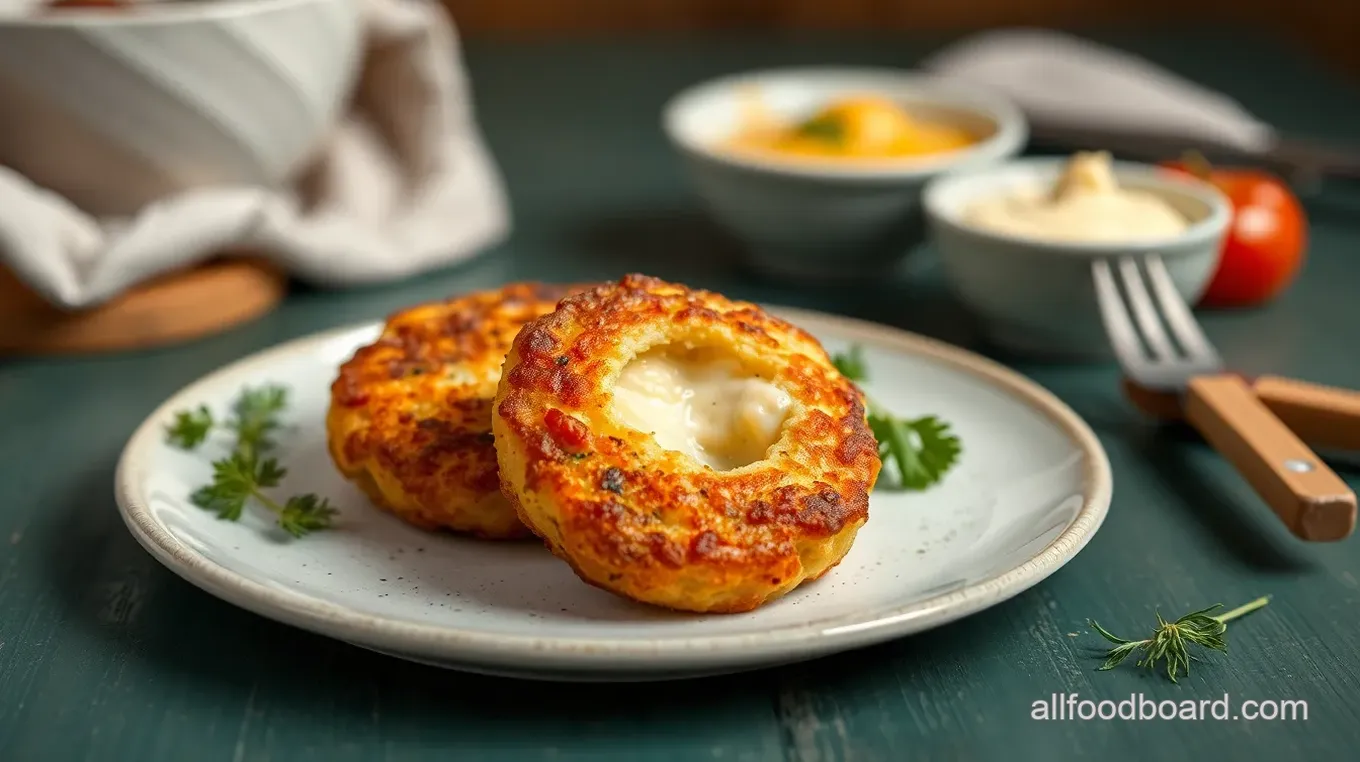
3,27,1360,762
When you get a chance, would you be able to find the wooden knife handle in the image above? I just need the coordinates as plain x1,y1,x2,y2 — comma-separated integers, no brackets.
1252,375,1360,452
1185,374,1357,542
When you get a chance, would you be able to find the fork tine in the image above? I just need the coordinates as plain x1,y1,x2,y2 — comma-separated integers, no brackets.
1144,255,1221,364
1117,256,1176,360
1091,259,1147,372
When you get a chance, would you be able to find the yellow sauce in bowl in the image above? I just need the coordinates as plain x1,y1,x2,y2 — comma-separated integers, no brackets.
725,94,978,162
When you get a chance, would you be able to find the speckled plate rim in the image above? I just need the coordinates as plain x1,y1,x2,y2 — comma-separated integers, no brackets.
114,306,1112,676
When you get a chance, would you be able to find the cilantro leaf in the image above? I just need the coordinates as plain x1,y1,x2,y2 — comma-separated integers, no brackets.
278,494,339,538
880,415,961,490
832,345,963,491
230,384,288,456
174,384,335,540
253,457,286,489
166,405,214,449
831,344,868,382
190,453,256,520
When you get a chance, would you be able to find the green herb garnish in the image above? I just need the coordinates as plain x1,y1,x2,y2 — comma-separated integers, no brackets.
832,345,962,490
831,344,868,380
1088,596,1270,683
167,385,337,538
165,405,214,449
794,114,846,145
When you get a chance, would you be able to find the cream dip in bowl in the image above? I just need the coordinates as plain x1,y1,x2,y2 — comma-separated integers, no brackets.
923,152,1231,359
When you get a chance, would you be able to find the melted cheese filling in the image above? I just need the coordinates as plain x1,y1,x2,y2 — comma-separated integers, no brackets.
610,346,792,470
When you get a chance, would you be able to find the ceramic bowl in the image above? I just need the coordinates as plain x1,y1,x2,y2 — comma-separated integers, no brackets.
661,67,1027,281
0,0,363,216
922,156,1232,360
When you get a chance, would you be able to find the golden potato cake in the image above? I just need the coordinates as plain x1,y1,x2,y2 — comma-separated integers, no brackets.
328,282,583,539
493,274,880,612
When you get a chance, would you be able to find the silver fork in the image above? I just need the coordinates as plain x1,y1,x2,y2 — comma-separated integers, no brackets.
1092,254,1356,542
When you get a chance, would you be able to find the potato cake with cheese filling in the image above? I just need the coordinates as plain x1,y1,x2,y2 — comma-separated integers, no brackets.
493,274,880,612
328,282,583,538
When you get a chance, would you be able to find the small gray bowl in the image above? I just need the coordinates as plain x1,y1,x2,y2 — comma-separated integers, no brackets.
662,67,1027,281
923,157,1232,360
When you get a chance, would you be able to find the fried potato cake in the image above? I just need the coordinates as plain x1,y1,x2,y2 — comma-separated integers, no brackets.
328,282,583,538
493,274,880,612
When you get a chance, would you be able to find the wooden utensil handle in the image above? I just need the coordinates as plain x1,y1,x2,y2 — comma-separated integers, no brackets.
1185,374,1357,542
1252,375,1360,452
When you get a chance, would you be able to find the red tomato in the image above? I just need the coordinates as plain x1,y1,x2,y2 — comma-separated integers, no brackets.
1162,157,1307,308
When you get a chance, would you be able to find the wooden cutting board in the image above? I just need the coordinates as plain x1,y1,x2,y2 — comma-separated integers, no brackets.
0,258,287,355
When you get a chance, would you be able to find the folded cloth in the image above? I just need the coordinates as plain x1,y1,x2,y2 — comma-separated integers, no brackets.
0,0,509,310
921,28,1277,153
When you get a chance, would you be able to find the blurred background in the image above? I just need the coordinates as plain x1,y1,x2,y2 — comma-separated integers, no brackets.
2,0,1355,356
440,0,1359,78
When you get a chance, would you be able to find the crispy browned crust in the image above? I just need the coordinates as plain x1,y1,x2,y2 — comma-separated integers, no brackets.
492,274,880,612
326,282,588,539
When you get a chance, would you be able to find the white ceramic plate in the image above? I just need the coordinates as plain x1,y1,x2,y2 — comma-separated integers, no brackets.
115,307,1111,681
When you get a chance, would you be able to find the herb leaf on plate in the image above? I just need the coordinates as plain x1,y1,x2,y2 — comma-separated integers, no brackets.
166,405,214,449
832,344,962,490
869,414,962,491
229,385,289,458
831,343,868,381
167,384,336,539
278,494,340,539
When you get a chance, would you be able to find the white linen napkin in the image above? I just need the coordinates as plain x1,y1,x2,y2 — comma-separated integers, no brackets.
921,28,1279,154
0,0,509,310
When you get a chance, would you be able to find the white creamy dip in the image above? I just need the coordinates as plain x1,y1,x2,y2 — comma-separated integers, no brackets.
964,151,1189,243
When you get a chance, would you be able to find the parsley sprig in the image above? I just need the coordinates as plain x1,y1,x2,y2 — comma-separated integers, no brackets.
1088,597,1269,683
165,385,337,538
832,344,962,490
